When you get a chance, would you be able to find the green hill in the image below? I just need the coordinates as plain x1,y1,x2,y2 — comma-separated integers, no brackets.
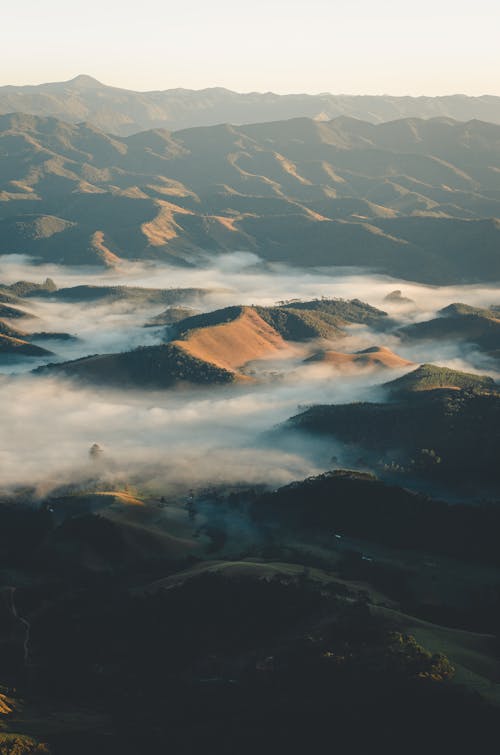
251,470,500,566
174,299,388,342
145,306,201,327
27,284,211,306
35,343,236,388
288,366,500,490
398,304,500,359
385,364,495,396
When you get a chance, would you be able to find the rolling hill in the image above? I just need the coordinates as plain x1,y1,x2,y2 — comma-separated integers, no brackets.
24,283,215,307
171,306,289,371
35,343,237,388
35,298,388,387
304,345,413,370
1,113,500,282
398,304,500,361
251,469,500,566
0,333,53,358
287,365,500,490
385,363,496,396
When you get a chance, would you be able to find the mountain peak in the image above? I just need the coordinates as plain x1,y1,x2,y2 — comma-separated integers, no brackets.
67,74,104,90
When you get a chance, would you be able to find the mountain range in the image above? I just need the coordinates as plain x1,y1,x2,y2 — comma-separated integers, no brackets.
1,112,500,282
2,75,500,135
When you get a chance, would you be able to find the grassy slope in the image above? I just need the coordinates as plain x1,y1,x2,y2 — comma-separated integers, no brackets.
37,297,387,386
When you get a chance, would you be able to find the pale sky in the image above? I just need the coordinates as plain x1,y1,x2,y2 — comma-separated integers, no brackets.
2,0,499,95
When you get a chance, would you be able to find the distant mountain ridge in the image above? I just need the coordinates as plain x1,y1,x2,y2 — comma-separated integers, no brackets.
1,75,500,135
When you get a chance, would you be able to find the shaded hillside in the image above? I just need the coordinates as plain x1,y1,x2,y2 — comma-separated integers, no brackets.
0,284,76,358
145,306,201,326
24,569,489,754
251,470,500,566
0,333,53,358
256,298,389,340
25,284,213,306
280,298,388,325
0,316,75,359
288,366,500,490
2,114,500,281
398,304,500,359
39,498,199,573
35,343,236,388
0,303,35,320
2,76,500,134
2,473,500,752
305,345,413,370
0,319,27,338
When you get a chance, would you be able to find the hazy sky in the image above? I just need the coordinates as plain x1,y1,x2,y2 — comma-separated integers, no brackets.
2,0,499,95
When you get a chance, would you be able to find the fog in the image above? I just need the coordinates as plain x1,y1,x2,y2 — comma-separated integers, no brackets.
0,357,393,493
4,251,500,317
1,251,500,493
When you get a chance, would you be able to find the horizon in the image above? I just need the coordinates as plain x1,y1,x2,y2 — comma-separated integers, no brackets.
3,0,499,96
1,72,499,99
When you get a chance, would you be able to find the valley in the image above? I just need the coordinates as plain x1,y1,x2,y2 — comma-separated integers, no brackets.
2,89,500,753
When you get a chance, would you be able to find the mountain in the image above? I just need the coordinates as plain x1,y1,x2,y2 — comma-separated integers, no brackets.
304,345,413,370
251,470,500,566
35,298,387,387
0,332,53,357
0,302,35,320
36,343,237,388
170,306,289,372
384,363,496,396
2,76,500,135
287,365,500,491
25,283,214,307
2,113,500,282
398,304,500,361
145,306,201,326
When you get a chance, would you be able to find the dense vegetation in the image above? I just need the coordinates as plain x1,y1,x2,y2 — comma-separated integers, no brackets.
35,343,236,387
251,470,500,567
385,363,496,395
29,285,208,306
7,573,498,754
398,305,500,359
2,462,500,753
290,368,500,490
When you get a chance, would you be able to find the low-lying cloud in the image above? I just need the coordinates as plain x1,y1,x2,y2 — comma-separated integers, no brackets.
1,251,500,493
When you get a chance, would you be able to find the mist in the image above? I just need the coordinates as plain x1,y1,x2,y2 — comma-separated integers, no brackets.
2,251,500,494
